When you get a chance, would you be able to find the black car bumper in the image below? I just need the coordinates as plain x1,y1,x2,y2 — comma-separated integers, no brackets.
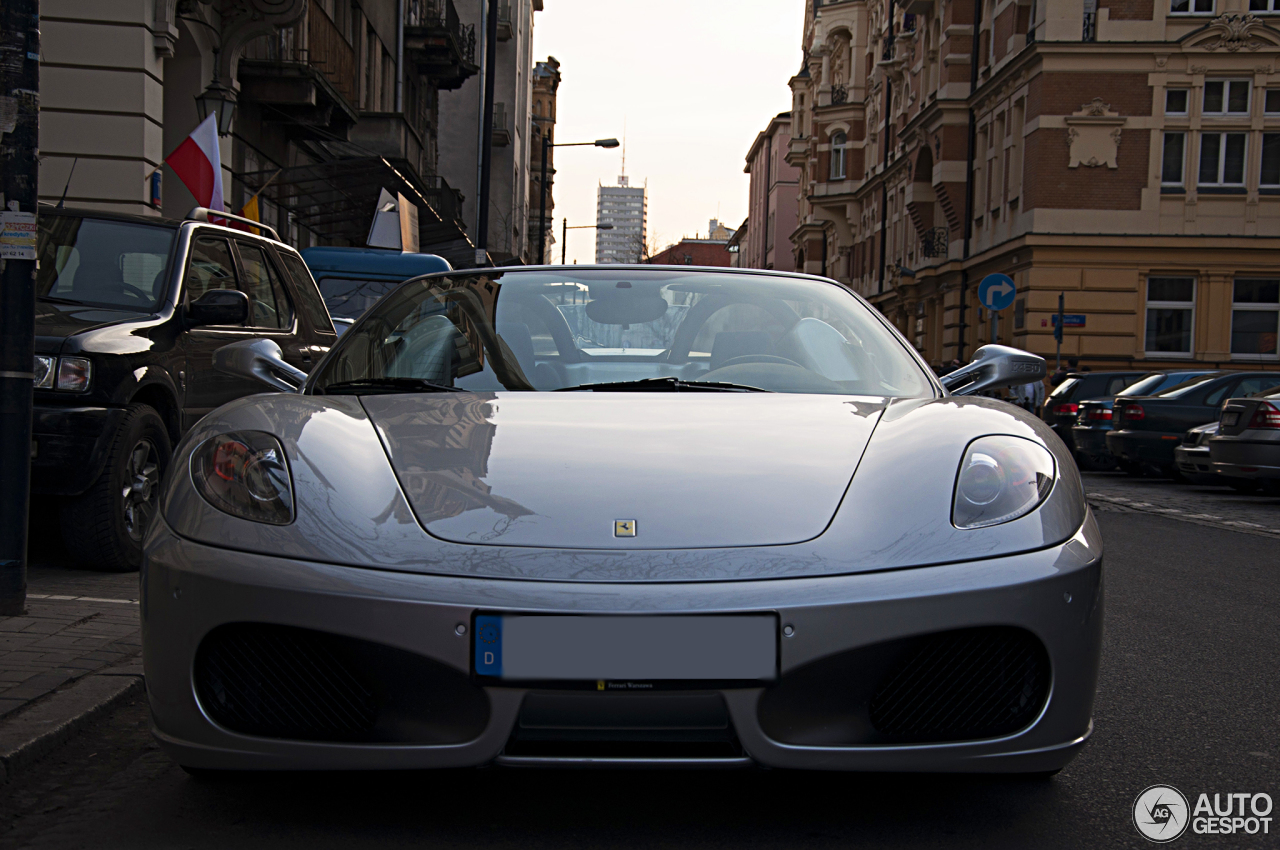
1105,429,1181,468
1071,427,1112,459
31,404,127,496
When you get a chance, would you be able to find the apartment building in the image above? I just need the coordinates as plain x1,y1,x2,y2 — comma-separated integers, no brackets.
595,176,647,263
742,112,801,271
39,0,478,262
528,56,561,263
437,0,542,264
787,0,1280,370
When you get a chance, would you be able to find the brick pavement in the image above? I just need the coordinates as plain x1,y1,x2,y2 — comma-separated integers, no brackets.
1082,471,1280,539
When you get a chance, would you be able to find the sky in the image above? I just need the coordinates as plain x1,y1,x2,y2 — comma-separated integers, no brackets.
532,0,803,264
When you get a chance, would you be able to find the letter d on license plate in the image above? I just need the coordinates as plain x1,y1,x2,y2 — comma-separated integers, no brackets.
473,614,777,684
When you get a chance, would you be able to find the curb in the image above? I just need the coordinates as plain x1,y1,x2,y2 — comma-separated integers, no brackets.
0,657,144,784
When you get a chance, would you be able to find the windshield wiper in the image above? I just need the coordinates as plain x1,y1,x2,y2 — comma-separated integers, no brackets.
319,378,466,395
557,377,771,393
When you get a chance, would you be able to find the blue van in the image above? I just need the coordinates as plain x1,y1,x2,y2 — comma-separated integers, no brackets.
300,247,451,333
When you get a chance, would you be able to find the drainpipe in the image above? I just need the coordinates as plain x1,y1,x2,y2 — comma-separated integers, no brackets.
959,0,983,361
395,0,405,112
877,0,894,295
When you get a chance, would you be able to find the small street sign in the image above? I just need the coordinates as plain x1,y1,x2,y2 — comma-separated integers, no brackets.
978,273,1016,312
1052,314,1087,327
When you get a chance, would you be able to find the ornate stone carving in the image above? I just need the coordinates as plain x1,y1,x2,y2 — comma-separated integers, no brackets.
1065,99,1125,169
1190,65,1209,74
215,0,309,86
1155,55,1168,69
1202,14,1264,52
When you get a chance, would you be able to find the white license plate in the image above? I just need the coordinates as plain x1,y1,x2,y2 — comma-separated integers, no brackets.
473,614,777,683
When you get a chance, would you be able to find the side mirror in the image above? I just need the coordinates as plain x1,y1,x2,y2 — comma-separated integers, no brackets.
941,344,1047,396
213,338,308,393
188,289,249,327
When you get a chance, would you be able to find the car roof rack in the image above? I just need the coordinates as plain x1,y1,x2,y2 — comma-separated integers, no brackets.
185,207,281,242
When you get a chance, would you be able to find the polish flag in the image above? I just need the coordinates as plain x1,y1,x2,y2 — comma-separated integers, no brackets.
164,113,225,211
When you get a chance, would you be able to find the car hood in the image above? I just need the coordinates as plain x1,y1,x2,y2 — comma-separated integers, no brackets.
361,393,884,549
36,300,150,345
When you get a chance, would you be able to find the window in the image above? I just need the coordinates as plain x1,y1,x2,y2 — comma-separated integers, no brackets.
1198,133,1246,187
185,237,238,307
1262,134,1280,186
1249,0,1280,11
1171,0,1214,12
277,251,335,333
1166,89,1189,115
1162,132,1186,185
1231,278,1280,356
1203,80,1250,115
237,243,294,329
1145,277,1195,354
1267,90,1280,113
830,131,848,180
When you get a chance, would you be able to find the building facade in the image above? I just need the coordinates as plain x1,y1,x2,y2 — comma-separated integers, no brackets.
40,0,480,263
742,112,801,271
649,234,735,267
787,0,1280,371
528,56,561,263
437,0,542,264
595,175,647,263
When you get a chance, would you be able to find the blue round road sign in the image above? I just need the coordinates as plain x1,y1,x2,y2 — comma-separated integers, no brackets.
978,273,1016,312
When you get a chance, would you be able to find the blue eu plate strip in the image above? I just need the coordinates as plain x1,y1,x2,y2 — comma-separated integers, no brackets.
474,615,503,677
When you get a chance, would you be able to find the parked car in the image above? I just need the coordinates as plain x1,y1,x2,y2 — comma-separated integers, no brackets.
300,246,451,334
1208,387,1280,494
1072,371,1213,469
144,266,1101,776
1041,371,1148,454
1106,372,1280,479
32,206,337,571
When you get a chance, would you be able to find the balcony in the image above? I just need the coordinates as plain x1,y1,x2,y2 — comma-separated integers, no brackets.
491,103,511,146
239,0,358,134
497,2,513,41
405,0,479,91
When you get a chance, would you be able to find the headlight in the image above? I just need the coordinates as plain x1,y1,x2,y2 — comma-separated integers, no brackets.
953,435,1055,529
55,357,92,392
33,356,55,389
192,431,294,524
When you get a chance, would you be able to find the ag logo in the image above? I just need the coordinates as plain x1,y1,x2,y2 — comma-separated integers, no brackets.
1134,785,1190,842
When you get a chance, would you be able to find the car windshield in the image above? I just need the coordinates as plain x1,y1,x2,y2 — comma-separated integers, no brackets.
36,215,176,311
1155,374,1220,398
311,269,934,396
315,276,402,320
1117,371,1207,397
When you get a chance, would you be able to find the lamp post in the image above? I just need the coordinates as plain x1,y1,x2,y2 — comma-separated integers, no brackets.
561,220,612,265
195,51,237,136
538,136,619,265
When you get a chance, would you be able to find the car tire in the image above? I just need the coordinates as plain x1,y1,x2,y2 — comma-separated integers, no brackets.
61,404,172,572
1228,479,1261,495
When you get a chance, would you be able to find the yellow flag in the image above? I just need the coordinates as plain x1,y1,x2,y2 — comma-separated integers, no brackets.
239,194,261,235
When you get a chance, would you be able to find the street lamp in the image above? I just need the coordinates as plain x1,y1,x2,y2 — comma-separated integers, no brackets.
538,136,619,264
561,220,613,265
195,52,237,136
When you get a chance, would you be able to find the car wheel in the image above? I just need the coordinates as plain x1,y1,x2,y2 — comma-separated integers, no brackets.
61,404,172,572
1228,479,1261,495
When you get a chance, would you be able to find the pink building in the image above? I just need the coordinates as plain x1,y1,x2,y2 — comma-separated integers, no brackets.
742,112,800,272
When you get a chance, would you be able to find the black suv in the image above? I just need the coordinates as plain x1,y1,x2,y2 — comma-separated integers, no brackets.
32,207,337,570
1041,371,1147,455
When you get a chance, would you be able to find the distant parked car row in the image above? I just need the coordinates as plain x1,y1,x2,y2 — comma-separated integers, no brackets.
1041,368,1280,493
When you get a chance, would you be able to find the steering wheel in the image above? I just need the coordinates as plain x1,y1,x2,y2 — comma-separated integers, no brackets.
715,353,806,370
117,283,152,303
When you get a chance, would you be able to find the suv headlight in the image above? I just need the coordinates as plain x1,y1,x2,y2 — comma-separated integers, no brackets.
33,356,55,389
55,357,92,392
192,431,294,525
953,435,1055,529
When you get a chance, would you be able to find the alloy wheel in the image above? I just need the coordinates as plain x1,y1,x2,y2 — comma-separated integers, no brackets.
121,438,160,542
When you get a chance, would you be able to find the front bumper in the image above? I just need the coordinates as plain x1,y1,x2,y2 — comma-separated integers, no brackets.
1174,444,1215,478
142,515,1104,774
1072,426,1113,460
31,403,126,495
1106,429,1179,468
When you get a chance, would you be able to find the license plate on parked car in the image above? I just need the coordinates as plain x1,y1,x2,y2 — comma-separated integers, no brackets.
472,614,778,684
1223,412,1239,427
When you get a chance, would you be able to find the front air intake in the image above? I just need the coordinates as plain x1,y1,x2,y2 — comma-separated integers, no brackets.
195,623,378,741
867,626,1049,742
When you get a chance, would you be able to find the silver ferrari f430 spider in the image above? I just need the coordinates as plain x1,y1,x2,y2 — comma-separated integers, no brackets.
143,266,1100,774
